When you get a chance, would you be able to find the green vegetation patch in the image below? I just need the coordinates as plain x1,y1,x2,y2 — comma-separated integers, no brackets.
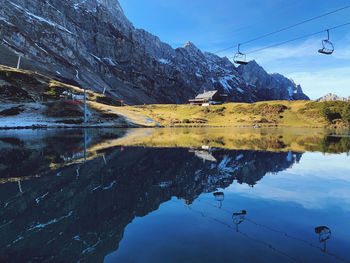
0,85,33,102
0,70,41,85
43,83,67,100
0,105,25,116
45,102,83,118
96,96,122,107
252,103,287,115
342,103,350,123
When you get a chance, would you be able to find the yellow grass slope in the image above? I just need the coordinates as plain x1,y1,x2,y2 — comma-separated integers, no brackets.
109,101,333,128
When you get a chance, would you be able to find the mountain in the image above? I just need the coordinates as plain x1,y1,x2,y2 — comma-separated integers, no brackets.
237,61,309,101
317,93,349,102
0,0,309,104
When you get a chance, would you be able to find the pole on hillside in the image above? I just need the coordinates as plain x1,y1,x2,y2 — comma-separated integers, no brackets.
16,55,21,69
84,86,87,123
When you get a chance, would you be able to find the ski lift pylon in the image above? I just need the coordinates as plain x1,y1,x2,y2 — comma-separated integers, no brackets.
318,30,334,55
234,44,249,65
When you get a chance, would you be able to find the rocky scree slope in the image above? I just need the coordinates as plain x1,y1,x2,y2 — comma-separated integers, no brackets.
0,0,309,104
237,61,309,101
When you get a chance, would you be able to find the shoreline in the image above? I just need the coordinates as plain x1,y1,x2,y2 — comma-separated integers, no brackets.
0,123,348,130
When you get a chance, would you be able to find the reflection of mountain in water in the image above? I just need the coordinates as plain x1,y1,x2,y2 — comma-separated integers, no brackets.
0,146,302,262
0,129,127,178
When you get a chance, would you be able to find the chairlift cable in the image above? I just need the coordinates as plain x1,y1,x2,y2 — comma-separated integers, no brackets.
239,5,350,46
213,4,350,54
234,21,350,57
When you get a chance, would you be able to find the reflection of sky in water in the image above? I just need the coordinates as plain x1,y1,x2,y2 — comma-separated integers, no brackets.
227,153,350,211
106,152,350,263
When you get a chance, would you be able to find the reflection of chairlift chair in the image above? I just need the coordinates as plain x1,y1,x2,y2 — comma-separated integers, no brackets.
234,44,249,65
315,226,331,251
232,210,247,232
318,30,334,55
213,192,224,208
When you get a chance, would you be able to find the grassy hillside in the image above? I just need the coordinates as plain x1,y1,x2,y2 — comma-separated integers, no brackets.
1,64,349,128
110,100,350,128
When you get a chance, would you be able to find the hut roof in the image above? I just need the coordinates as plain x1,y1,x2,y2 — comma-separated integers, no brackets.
195,90,218,100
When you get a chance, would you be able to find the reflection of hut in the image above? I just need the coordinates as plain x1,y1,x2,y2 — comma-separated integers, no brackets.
194,151,217,162
189,146,217,162
189,90,228,106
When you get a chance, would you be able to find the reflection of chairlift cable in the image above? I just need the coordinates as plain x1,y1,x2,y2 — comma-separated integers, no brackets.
193,198,349,263
176,200,301,263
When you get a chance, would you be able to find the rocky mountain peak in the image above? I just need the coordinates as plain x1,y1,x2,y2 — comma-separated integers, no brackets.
238,61,309,101
0,0,310,104
183,41,198,49
182,41,203,57
317,93,349,102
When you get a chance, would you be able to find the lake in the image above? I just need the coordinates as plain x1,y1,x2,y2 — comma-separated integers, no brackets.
0,128,349,263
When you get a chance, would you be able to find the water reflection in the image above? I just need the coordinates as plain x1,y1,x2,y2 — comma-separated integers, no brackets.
315,226,332,252
0,128,349,262
232,210,247,232
112,128,350,154
213,192,224,208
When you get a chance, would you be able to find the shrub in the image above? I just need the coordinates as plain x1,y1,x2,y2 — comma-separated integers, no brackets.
258,118,270,123
182,119,190,123
342,103,350,123
212,107,226,113
320,103,332,123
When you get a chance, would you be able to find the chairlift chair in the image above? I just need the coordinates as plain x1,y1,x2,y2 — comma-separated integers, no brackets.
318,30,334,55
234,44,249,65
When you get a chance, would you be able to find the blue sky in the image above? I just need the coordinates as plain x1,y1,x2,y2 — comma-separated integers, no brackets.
118,0,350,99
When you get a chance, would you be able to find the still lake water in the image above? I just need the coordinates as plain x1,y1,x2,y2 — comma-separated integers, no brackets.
0,128,349,263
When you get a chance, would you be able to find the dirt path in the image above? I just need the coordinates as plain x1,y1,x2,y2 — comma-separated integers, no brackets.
87,101,160,127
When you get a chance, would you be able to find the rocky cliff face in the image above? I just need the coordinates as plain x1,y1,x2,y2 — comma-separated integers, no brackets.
237,61,309,101
0,0,309,104
317,93,349,102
